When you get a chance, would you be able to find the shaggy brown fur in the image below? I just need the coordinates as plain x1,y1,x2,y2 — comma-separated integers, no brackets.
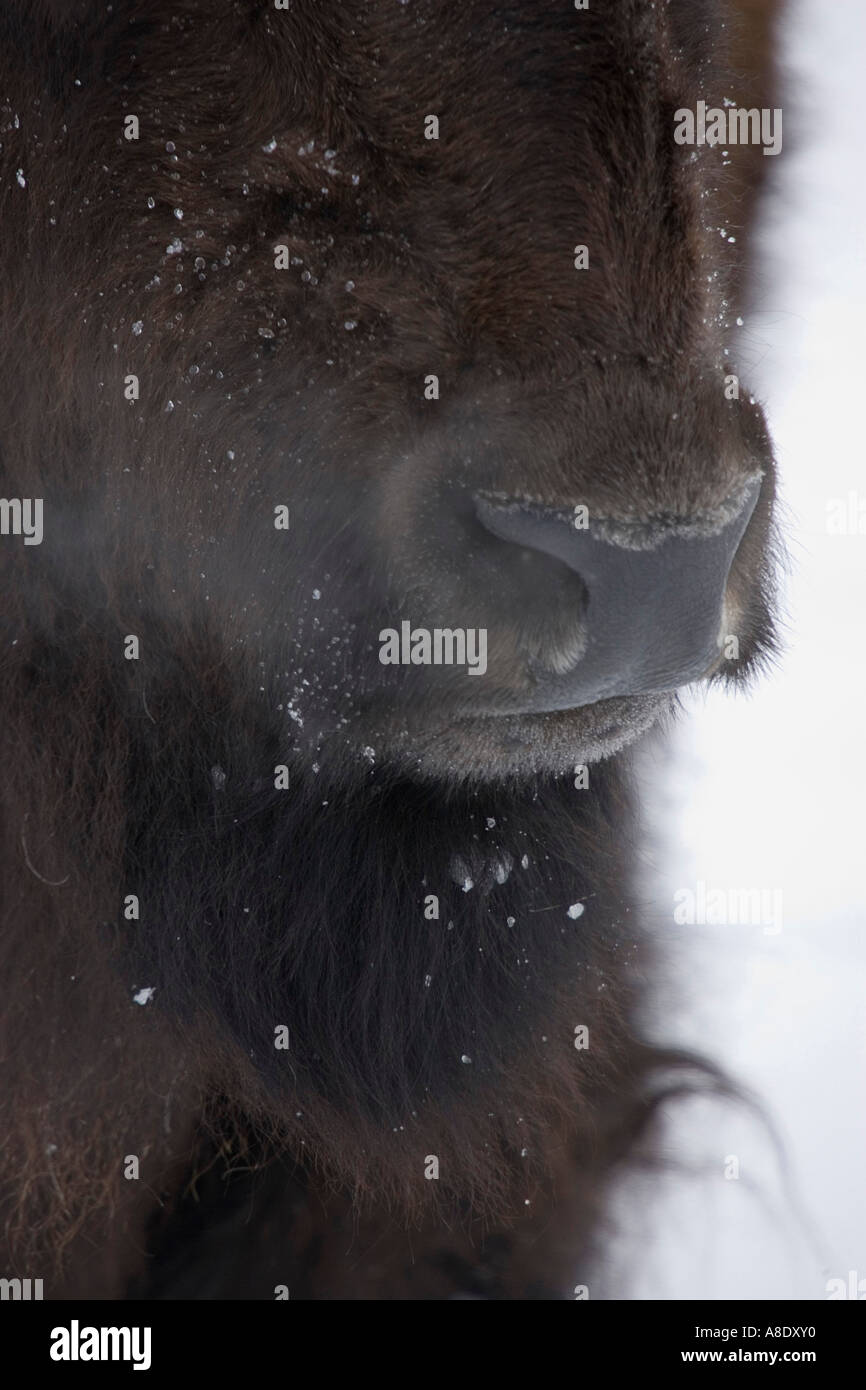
0,0,783,1299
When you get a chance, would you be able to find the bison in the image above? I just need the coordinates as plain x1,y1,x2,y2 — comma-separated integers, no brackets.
0,0,782,1299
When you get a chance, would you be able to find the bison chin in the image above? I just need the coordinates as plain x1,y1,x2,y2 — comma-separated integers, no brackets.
123,744,666,1225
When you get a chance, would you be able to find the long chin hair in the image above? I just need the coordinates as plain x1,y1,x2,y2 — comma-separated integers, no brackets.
123,704,696,1219
123,714,731,1298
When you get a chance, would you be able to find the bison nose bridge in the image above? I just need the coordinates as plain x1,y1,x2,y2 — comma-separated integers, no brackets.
474,477,761,707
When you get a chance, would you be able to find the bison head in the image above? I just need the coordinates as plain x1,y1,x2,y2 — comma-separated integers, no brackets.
2,0,778,785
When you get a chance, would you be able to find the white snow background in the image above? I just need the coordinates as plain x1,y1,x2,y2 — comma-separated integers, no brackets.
603,0,866,1300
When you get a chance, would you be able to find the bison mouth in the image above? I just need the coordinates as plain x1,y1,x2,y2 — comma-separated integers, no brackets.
407,700,671,781
311,689,675,784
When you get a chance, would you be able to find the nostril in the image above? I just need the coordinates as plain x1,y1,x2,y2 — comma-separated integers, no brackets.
473,478,761,707
470,510,590,677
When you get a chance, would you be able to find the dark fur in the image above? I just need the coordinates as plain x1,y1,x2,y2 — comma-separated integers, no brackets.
0,0,783,1298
